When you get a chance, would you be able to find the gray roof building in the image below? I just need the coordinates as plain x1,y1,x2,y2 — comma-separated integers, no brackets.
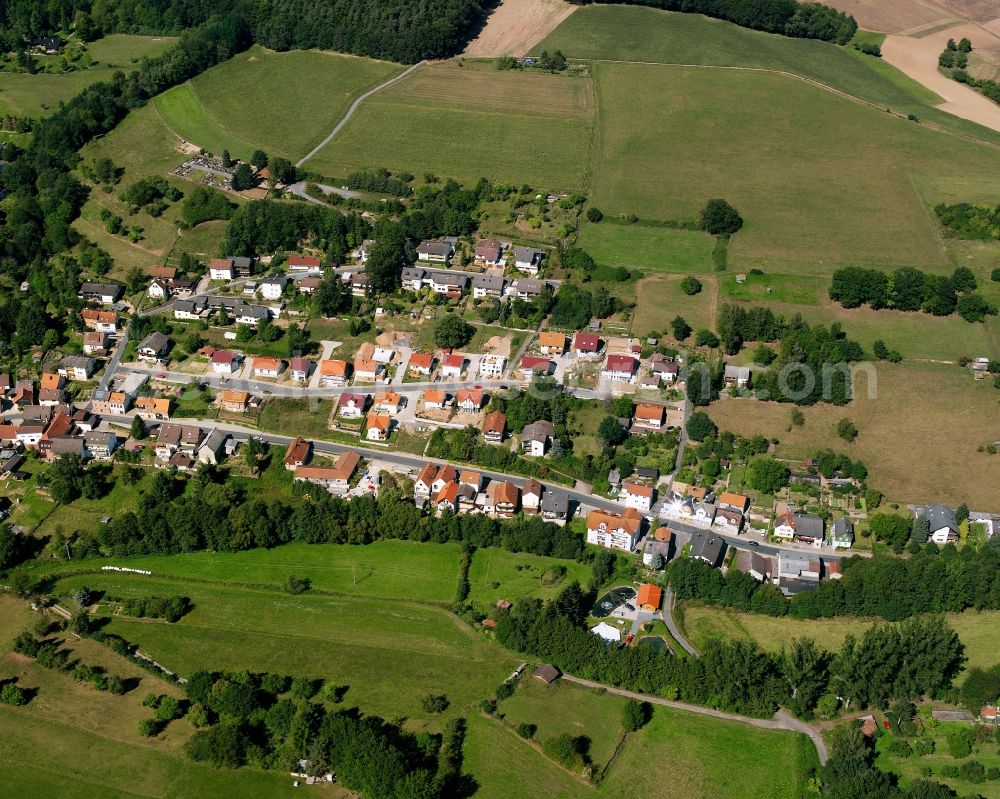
689,531,725,567
830,517,855,546
472,273,506,293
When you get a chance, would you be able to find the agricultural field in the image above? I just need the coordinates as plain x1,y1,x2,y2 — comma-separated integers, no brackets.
631,275,717,337
577,223,717,275
43,540,463,603
681,604,1000,672
707,363,1000,507
466,548,592,608
304,59,594,189
52,572,516,725
0,35,176,118
155,46,403,161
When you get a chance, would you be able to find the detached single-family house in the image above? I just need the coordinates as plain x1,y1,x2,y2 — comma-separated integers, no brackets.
289,357,311,383
408,353,435,376
217,389,250,413
174,297,207,320
288,255,322,272
79,282,123,305
472,273,505,299
689,531,726,566
637,583,662,612
294,451,360,495
920,504,959,544
253,357,284,378
297,276,322,295
604,354,637,383
724,364,752,389
541,490,569,525
622,481,654,513
713,507,743,532
440,354,465,379
209,258,235,280
337,393,367,419
148,278,170,301
353,358,380,383
84,431,118,461
586,508,644,551
643,538,672,568
194,428,228,465
479,354,506,379
366,412,391,441
58,356,96,381
513,247,543,274
422,389,451,410
482,411,506,444
210,350,240,374
486,480,520,518
521,420,554,457
137,332,172,363
135,396,171,421
283,436,311,470
474,239,504,267
259,276,289,300
82,331,110,356
416,241,454,263
573,332,600,356
538,331,568,356
401,267,426,292
717,492,750,513
373,390,403,415
519,356,553,380
633,403,665,428
81,309,119,333
829,518,855,549
774,511,825,547
456,388,485,413
429,272,467,295
513,278,545,300
650,354,679,383
434,481,460,513
318,359,349,387
522,478,543,515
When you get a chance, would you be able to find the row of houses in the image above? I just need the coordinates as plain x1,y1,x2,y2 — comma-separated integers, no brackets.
416,239,544,274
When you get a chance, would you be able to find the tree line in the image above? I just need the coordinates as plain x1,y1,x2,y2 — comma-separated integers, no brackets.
495,580,963,719
829,265,996,323
566,0,856,44
668,536,1000,622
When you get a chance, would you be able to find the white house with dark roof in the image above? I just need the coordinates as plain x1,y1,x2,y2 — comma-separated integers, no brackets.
417,241,454,263
513,247,543,274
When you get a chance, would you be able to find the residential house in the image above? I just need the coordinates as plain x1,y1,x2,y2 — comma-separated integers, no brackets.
209,258,235,280
433,464,457,494
318,359,349,387
72,410,97,433
408,353,435,376
829,518,855,549
289,357,311,383
538,332,567,356
148,278,170,301
486,481,520,518
825,560,843,580
521,420,554,456
174,298,207,320
643,538,671,568
283,436,312,469
422,389,451,411
472,273,505,299
401,267,426,292
294,451,360,494
210,350,239,374
920,503,960,544
155,424,202,460
38,388,66,406
428,272,467,295
84,431,118,461
297,276,322,295
353,358,380,383
457,482,479,513
217,389,250,413
79,281,123,305
637,583,663,612
414,463,439,498
650,354,679,383
434,481,460,513
416,240,454,263
137,332,172,363
365,412,391,441
82,331,110,356
197,429,229,465
622,481,654,513
287,255,322,272
513,247,543,274
460,470,483,492
440,354,465,379
91,390,131,415
15,422,46,447
533,663,561,685
774,511,825,547
541,490,569,525
482,411,506,444
231,256,255,278
713,507,743,532
479,354,506,379
0,373,12,395
372,347,394,365
373,391,403,415
519,356,553,380
456,388,485,413
689,531,726,566
522,478,543,515
349,272,370,297
777,552,821,595
81,309,118,333
633,403,665,429
474,239,504,267
135,396,171,421
337,393,367,419
723,364,752,389
586,508,644,551
253,357,284,378
603,354,637,383
573,332,600,356
59,356,96,381
45,436,86,461
258,276,289,301
233,304,270,326
717,492,750,513
513,278,545,300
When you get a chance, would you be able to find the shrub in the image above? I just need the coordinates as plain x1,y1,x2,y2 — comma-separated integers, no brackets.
586,207,603,223
0,683,27,705
494,681,515,701
947,725,975,758
542,733,589,770
516,722,536,739
622,699,651,732
138,718,160,737
686,411,717,442
699,199,743,236
155,696,182,722
421,694,449,714
142,692,161,709
887,737,912,758
695,329,719,348
680,276,702,295
960,759,986,783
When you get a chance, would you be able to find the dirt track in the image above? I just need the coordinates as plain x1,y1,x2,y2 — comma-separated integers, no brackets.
464,0,577,57
882,21,1000,133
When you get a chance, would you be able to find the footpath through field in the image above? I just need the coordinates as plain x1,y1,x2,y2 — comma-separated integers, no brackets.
560,674,828,765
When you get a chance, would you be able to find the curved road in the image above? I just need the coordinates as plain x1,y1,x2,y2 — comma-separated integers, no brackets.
662,585,698,656
295,61,425,168
561,674,828,765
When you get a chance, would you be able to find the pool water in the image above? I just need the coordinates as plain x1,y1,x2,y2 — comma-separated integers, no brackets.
638,636,668,654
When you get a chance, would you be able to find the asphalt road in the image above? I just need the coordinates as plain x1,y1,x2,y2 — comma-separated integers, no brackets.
97,331,129,392
662,585,698,656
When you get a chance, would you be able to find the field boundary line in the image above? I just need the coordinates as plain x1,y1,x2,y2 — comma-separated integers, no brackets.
589,58,1000,150
296,60,426,168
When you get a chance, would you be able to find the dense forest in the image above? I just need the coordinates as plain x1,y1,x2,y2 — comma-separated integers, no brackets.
569,0,856,43
0,0,488,62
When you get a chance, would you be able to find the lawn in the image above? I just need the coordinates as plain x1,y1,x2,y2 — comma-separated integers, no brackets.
467,548,592,608
681,604,1000,672
53,574,516,724
34,467,153,539
305,59,594,190
46,540,463,603
577,223,718,274
589,61,1000,272
0,35,177,117
154,46,403,161
256,397,335,440
706,362,1000,507
537,5,1000,144
631,275,717,337
720,271,824,305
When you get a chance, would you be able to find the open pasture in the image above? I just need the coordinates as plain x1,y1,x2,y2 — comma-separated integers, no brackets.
577,223,717,275
467,548,591,607
631,275,717,336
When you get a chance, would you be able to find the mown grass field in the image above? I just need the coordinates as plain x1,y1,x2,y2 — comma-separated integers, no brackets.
682,603,1000,672
0,35,176,117
305,59,594,189
577,223,717,274
466,548,592,608
707,363,1000,507
45,540,462,603
631,275,717,337
155,46,402,161
53,572,516,725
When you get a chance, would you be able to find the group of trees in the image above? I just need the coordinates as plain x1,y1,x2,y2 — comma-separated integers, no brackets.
182,186,236,227
935,202,1000,242
570,0,856,43
938,36,972,69
549,282,616,329
829,265,996,322
669,537,1000,621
